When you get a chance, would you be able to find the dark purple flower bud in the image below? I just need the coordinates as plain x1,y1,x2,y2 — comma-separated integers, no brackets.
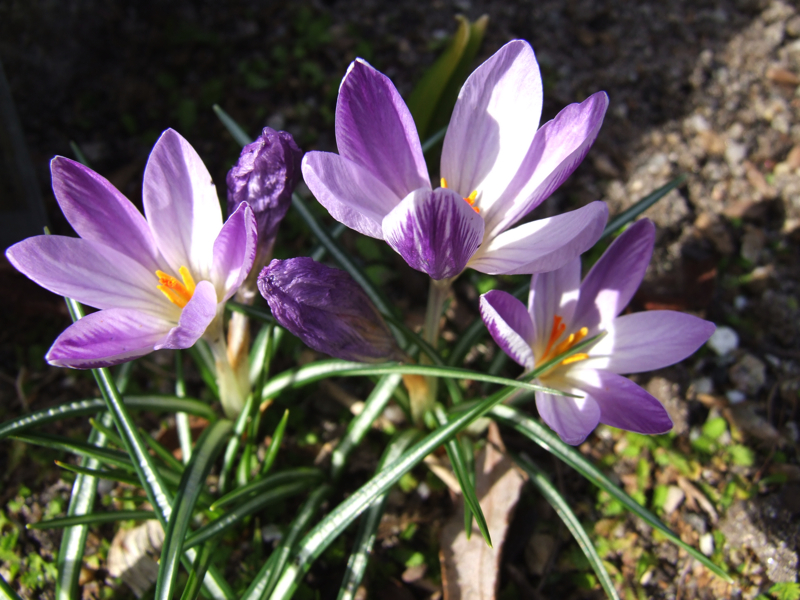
258,257,402,363
226,127,303,251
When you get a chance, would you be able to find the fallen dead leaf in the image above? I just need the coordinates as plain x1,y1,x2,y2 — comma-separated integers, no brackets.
439,424,526,600
107,519,164,598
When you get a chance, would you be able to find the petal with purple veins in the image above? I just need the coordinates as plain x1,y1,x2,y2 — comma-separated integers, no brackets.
46,308,171,369
155,280,218,350
572,218,655,333
210,203,257,302
535,389,600,446
469,201,608,275
143,129,223,278
566,369,673,435
583,311,716,373
51,157,161,272
480,290,535,369
336,59,430,198
484,92,609,238
442,40,543,212
382,188,484,280
302,151,403,239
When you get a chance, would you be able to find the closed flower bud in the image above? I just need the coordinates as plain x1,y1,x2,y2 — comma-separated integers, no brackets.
258,257,402,363
226,127,302,254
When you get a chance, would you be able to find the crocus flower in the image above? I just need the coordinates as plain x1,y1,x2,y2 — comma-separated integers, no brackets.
258,257,402,363
227,127,302,261
480,219,715,445
6,129,257,369
302,40,609,281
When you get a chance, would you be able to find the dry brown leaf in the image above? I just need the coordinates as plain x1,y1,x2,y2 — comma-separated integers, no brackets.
439,424,526,600
107,520,164,598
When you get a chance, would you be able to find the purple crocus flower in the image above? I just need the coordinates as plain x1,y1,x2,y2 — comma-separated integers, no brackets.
480,219,715,445
227,127,302,258
258,257,402,363
302,40,609,281
6,129,257,369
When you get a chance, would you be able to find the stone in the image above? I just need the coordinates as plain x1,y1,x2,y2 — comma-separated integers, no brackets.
740,226,767,263
729,353,767,394
707,326,739,356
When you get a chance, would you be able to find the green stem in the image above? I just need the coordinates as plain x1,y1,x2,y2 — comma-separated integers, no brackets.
205,319,248,419
413,278,452,423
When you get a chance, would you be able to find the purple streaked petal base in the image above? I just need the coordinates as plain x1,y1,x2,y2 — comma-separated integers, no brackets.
528,257,582,342
588,311,716,374
568,369,673,435
210,203,257,302
46,308,171,369
469,201,608,275
382,188,484,280
155,280,218,350
535,389,600,446
479,290,535,369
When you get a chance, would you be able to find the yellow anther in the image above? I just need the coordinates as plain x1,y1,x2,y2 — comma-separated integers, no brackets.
467,190,478,202
561,353,589,365
440,177,449,188
155,267,195,308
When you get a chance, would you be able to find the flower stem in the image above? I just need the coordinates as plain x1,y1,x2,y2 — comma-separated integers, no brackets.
409,278,452,425
205,318,249,419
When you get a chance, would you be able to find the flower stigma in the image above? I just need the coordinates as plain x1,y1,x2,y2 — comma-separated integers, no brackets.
440,177,480,213
537,314,589,372
156,266,196,308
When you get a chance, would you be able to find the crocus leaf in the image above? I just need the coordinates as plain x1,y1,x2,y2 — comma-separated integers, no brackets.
28,510,156,530
175,350,193,465
0,573,24,600
55,461,141,487
490,404,733,583
188,341,220,399
0,395,216,440
155,419,233,600
184,480,315,550
211,468,323,511
267,383,521,599
179,540,216,600
600,175,687,241
13,433,135,471
261,408,290,476
336,431,418,600
218,394,255,494
213,104,253,146
406,16,471,140
227,300,276,325
512,453,620,600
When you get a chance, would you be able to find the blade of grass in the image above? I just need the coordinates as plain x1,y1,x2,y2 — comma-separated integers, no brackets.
269,383,522,599
0,395,215,440
336,431,418,600
227,300,275,325
12,433,135,470
184,480,315,550
213,104,253,146
0,573,23,600
28,511,156,530
138,427,186,473
180,540,216,600
331,373,402,480
55,461,141,487
211,468,323,511
310,222,347,261
260,408,289,476
175,350,193,465
512,453,621,600
490,405,733,582
155,420,232,600
600,175,687,241
218,393,255,493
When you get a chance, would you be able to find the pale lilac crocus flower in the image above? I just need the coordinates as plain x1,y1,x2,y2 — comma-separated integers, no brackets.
480,219,715,445
302,40,609,281
6,130,257,380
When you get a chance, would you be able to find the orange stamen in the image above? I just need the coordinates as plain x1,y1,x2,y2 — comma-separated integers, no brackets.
440,178,480,212
538,319,590,371
541,315,566,362
156,267,195,308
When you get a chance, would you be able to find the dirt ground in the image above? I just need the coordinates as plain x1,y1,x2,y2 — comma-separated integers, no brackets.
1,0,799,599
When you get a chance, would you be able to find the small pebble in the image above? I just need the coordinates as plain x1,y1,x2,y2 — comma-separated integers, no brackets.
734,296,748,310
700,532,715,556
417,481,431,500
691,377,714,395
707,326,739,355
726,390,747,404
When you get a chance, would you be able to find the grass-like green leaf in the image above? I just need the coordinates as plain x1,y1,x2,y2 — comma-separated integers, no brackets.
138,427,186,473
330,373,403,480
175,350,193,465
188,342,220,399
28,510,155,530
261,360,570,403
184,480,315,550
211,468,323,511
0,572,23,600
260,408,289,476
0,395,215,440
337,431,418,600
13,433,135,470
218,394,255,494
55,461,141,487
434,406,490,546
227,300,275,324
600,175,687,241
490,405,733,582
180,541,216,600
155,420,233,600
213,104,253,146
512,453,620,600
268,384,521,599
